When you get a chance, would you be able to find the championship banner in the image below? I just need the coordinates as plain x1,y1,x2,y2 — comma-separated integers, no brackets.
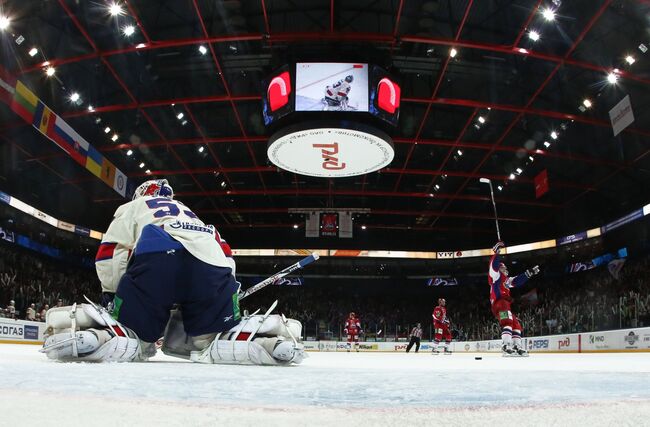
320,212,339,237
534,169,549,198
426,277,458,286
2,78,130,199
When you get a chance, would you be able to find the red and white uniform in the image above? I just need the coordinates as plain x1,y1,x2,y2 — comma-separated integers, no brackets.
432,305,451,343
344,315,362,343
95,196,235,294
325,80,351,102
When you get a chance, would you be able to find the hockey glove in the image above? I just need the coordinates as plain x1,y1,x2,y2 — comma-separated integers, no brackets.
492,241,505,254
524,265,540,278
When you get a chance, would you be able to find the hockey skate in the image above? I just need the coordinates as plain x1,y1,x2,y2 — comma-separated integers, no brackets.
502,344,516,357
512,345,530,357
443,348,452,355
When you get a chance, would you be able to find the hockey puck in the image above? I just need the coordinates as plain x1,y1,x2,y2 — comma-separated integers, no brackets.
474,357,482,360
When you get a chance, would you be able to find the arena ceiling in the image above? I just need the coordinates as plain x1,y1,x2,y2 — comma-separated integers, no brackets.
0,0,649,251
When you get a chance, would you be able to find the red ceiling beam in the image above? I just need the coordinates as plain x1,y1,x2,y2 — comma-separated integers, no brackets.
261,0,271,35
511,0,544,48
172,188,556,209
429,0,614,229
392,0,475,192
55,0,231,224
193,206,534,223
31,133,626,170
191,0,267,191
424,108,478,195
124,0,151,44
18,32,650,87
66,165,594,193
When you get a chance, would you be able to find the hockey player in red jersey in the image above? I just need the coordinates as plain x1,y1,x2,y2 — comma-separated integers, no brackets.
431,298,452,354
344,312,362,352
489,241,540,356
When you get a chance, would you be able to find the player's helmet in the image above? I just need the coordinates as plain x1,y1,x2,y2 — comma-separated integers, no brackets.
132,179,174,200
349,312,355,318
438,298,446,306
345,75,353,83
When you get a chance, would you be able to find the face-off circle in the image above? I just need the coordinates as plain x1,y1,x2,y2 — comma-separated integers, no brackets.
267,122,394,178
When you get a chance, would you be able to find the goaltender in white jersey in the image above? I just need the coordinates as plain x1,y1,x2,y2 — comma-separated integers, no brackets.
41,179,304,366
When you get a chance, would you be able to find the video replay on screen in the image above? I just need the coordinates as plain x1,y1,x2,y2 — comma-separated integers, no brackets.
295,63,369,112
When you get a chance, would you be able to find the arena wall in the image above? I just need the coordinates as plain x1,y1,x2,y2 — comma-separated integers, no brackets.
0,318,46,344
304,327,650,353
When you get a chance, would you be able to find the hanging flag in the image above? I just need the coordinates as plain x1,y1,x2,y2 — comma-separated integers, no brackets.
113,168,128,197
534,169,549,198
85,145,104,178
11,80,38,123
51,115,89,166
100,158,117,187
33,101,54,134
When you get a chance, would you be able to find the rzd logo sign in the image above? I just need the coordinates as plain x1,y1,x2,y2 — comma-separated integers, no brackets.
313,143,346,170
558,337,571,349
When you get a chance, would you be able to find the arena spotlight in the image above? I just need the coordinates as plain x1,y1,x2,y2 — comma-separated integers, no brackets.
111,134,119,142
550,131,558,140
176,112,184,120
109,3,124,16
607,72,618,84
126,149,133,156
198,146,205,153
361,225,367,230
434,184,440,190
139,162,145,169
528,30,540,42
582,99,592,108
516,168,523,174
625,55,635,65
104,127,111,134
542,8,555,22
543,141,551,148
449,48,458,58
28,47,38,57
69,92,80,103
87,105,94,112
123,25,135,37
0,15,10,30
509,173,515,180
145,169,151,175
45,66,55,77
478,116,486,124
457,149,463,156
198,45,207,55
293,224,298,229
497,185,503,191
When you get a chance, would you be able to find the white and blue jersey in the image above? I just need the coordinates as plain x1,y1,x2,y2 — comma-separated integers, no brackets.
95,196,234,294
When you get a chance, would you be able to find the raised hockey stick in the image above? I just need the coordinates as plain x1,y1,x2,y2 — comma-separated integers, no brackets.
479,177,501,241
239,253,320,300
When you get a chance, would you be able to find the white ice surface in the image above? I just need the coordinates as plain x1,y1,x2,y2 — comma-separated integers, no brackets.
1,344,650,426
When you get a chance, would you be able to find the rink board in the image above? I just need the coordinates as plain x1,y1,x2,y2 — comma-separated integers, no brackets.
304,326,650,353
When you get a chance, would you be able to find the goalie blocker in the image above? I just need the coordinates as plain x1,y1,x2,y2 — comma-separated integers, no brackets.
41,300,305,366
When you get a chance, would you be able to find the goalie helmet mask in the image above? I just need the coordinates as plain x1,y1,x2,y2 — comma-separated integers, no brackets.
132,179,174,200
345,75,353,83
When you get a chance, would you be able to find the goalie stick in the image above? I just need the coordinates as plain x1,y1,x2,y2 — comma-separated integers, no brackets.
238,253,320,300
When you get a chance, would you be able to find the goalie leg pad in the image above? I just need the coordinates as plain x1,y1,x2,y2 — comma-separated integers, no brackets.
41,301,151,362
191,336,305,365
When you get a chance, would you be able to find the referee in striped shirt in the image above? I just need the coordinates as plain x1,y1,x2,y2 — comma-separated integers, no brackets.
406,323,423,353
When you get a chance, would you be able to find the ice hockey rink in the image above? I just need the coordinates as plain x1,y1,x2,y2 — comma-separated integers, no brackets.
1,344,649,427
